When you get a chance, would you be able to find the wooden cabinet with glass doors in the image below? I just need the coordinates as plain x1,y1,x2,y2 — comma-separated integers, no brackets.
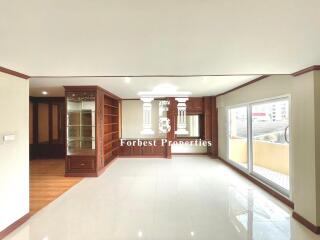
64,86,120,177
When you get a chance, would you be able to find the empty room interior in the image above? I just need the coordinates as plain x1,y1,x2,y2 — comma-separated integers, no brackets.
1,1,320,239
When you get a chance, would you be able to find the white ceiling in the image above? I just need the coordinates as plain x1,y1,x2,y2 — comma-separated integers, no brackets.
1,0,320,76
29,75,260,98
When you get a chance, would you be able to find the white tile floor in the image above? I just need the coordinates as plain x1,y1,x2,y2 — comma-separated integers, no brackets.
4,156,320,240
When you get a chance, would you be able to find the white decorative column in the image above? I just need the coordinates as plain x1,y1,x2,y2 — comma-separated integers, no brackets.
140,97,154,135
175,97,189,135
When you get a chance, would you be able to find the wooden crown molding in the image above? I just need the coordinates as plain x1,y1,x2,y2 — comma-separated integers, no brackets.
64,85,121,100
292,65,320,77
216,65,320,97
0,66,29,79
215,75,270,97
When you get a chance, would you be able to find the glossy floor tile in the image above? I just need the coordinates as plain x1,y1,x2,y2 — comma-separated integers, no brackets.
4,156,320,240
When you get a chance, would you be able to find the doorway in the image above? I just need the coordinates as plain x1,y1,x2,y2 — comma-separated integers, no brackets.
29,97,82,214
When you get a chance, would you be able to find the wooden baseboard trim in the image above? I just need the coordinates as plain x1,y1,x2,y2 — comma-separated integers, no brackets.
0,213,31,239
292,211,320,234
215,156,294,209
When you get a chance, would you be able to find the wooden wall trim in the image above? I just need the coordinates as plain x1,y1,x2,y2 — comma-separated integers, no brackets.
216,75,270,97
31,74,265,78
216,65,320,97
0,213,30,239
292,65,320,77
215,156,294,209
64,85,121,100
292,211,320,234
0,66,29,80
211,97,218,156
0,64,318,82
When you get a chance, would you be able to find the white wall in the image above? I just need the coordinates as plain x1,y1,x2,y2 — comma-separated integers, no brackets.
315,71,320,225
122,100,207,153
0,73,29,231
121,100,166,139
217,72,319,225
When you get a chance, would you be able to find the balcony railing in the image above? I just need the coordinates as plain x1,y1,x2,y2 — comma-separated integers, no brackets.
229,138,289,190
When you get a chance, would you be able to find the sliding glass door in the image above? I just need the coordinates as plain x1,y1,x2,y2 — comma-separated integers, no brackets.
228,106,248,170
251,99,290,193
228,97,290,195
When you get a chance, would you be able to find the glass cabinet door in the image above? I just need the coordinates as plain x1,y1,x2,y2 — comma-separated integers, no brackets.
66,93,96,155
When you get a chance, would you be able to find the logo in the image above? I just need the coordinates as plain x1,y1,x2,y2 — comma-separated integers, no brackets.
158,100,171,134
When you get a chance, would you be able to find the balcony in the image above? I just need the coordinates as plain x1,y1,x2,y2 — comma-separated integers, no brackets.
229,138,289,190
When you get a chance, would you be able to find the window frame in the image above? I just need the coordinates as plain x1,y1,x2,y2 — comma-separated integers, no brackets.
226,94,292,198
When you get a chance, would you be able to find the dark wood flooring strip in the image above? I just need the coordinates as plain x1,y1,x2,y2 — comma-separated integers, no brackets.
0,213,30,240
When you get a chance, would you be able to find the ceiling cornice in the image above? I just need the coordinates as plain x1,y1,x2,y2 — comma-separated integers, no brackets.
291,65,320,77
215,65,320,97
0,66,29,79
215,75,271,97
1,65,319,95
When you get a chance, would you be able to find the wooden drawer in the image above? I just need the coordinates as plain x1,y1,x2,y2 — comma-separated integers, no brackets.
67,156,95,170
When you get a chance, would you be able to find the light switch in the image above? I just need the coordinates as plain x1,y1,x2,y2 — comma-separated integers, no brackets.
3,134,16,142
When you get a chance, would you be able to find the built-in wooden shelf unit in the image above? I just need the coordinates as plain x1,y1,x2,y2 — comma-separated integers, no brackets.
103,94,120,166
64,86,121,177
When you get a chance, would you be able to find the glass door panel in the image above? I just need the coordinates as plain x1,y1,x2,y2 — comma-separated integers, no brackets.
66,94,96,154
228,106,248,169
251,98,290,193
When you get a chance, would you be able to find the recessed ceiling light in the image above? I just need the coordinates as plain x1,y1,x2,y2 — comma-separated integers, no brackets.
41,91,48,95
125,77,131,83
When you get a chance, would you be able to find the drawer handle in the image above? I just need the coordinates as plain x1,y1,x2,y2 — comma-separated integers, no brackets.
80,163,85,166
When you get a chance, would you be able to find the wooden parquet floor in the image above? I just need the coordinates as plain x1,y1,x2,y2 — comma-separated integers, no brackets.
30,159,82,215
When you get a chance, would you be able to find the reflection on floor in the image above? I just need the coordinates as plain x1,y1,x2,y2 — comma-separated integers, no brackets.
6,156,320,240
30,159,82,214
239,163,289,190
